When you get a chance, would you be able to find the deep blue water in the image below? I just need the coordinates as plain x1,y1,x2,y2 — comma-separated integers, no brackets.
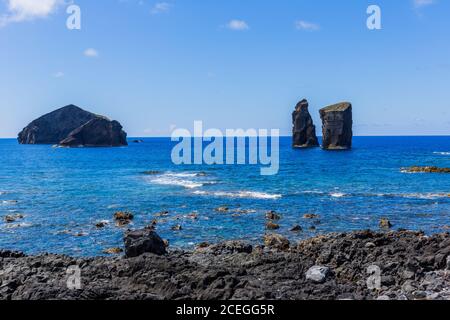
0,136,449,256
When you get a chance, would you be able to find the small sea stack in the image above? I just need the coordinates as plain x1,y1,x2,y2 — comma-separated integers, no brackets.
292,99,319,148
319,102,353,150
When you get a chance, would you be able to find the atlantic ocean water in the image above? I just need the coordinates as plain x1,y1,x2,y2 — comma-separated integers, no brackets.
0,136,449,256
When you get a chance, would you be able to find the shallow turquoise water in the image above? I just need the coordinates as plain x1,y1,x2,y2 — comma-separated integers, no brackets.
0,137,449,256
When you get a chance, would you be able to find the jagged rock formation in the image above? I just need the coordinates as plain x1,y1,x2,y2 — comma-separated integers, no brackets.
1,230,449,300
292,99,319,148
59,118,127,147
320,102,353,150
18,105,127,147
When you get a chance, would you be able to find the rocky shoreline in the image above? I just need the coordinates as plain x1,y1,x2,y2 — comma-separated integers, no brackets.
1,230,449,300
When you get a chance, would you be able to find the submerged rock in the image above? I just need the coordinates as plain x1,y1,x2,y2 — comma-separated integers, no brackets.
320,102,353,150
123,229,167,257
266,221,280,230
292,99,319,148
402,166,450,174
114,211,134,226
171,224,183,231
380,218,393,229
18,104,127,147
3,214,24,223
265,211,281,220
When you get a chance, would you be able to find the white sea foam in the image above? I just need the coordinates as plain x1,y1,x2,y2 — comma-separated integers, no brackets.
433,152,450,155
148,171,214,189
4,223,32,229
193,190,282,200
399,193,449,200
1,200,18,205
330,192,346,198
151,177,204,189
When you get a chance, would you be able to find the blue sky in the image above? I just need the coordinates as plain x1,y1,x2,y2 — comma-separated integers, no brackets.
0,0,449,137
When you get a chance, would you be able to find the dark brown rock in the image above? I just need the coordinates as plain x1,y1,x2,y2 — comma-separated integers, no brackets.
320,102,353,150
292,99,319,148
402,166,450,174
263,234,290,251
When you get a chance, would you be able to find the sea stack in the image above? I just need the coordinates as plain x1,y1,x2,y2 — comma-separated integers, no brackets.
292,99,319,148
319,102,353,150
18,105,128,147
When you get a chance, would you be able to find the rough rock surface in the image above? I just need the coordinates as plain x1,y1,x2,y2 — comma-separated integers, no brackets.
59,118,127,147
124,229,167,258
292,99,319,148
402,166,450,174
320,102,353,150
18,105,127,147
0,230,449,300
306,266,331,283
18,105,98,144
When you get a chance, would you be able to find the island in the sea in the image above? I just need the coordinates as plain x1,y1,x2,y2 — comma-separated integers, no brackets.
17,104,128,147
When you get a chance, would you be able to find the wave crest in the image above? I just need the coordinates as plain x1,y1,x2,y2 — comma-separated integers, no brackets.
193,190,282,200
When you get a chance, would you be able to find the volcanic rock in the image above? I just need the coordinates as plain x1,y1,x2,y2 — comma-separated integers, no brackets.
320,102,353,150
263,234,290,251
59,118,127,147
402,166,450,174
305,266,331,283
292,99,319,148
18,104,127,147
123,229,167,258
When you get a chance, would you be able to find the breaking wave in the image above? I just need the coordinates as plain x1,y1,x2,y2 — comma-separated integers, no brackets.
147,172,214,189
433,152,450,156
192,190,282,200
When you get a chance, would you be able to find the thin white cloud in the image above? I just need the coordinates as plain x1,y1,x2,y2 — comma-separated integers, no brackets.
150,2,172,15
295,20,320,31
84,48,99,58
53,71,64,78
225,19,249,31
413,0,435,8
0,0,63,27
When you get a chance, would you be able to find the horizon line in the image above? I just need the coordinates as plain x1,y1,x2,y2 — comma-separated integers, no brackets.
1,134,450,139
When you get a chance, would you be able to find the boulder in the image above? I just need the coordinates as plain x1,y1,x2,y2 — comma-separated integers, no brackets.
265,211,281,220
263,234,290,251
18,104,128,147
59,118,127,147
123,229,167,258
292,99,319,148
266,221,280,230
305,266,331,283
380,218,393,229
320,102,353,150
290,225,302,232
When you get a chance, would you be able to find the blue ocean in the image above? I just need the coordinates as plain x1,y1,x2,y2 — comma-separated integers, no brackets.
0,136,449,256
